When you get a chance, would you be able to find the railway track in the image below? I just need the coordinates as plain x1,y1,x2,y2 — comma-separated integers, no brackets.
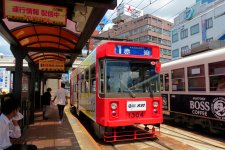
158,124,225,150
103,139,173,150
100,124,225,150
71,110,225,150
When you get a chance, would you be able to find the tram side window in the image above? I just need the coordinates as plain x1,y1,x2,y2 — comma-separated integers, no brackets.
209,60,225,91
85,69,89,93
99,60,105,94
160,75,164,91
73,82,76,92
172,68,185,91
188,65,205,91
81,72,85,93
165,74,169,91
90,65,96,93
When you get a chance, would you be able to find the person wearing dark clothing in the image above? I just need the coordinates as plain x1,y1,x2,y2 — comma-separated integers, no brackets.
0,98,37,150
42,88,52,120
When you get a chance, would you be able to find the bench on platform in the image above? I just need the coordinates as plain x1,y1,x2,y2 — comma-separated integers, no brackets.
10,127,27,145
10,137,27,145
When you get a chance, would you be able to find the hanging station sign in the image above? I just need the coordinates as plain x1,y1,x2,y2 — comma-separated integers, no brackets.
39,60,65,71
4,0,67,26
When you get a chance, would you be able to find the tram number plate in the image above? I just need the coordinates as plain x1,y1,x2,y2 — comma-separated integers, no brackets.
128,112,144,118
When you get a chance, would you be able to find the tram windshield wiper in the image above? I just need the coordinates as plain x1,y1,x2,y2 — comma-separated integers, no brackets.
119,79,136,98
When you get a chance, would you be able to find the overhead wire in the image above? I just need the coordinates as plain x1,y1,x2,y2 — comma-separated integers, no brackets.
140,0,159,11
165,7,185,21
98,0,125,32
99,0,160,32
117,0,176,24
135,0,145,8
110,0,176,26
99,0,179,35
150,0,176,15
99,0,144,32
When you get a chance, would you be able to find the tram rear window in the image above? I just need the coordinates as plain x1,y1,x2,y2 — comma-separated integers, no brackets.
161,74,169,91
209,60,225,91
160,75,164,91
187,65,205,91
165,74,169,91
172,68,185,91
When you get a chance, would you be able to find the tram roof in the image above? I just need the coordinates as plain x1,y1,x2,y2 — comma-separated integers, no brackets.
0,0,116,78
161,46,225,70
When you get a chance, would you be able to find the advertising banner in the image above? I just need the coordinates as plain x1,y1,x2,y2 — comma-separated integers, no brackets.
162,94,169,111
170,94,225,121
39,60,64,71
0,68,5,89
4,0,67,26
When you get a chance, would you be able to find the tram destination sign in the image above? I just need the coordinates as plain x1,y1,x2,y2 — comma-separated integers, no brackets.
115,45,152,56
170,94,225,121
4,0,67,26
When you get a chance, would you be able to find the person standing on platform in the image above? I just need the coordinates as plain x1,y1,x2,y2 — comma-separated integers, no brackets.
52,83,69,123
0,98,37,150
42,88,52,120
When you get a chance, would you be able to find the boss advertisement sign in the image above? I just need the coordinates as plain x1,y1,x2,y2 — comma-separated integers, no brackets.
170,95,225,121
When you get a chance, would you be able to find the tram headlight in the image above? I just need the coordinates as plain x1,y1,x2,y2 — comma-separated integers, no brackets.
111,102,117,109
111,102,118,110
153,101,159,107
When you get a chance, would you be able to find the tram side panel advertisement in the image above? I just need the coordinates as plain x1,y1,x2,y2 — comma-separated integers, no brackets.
170,94,225,121
162,94,169,111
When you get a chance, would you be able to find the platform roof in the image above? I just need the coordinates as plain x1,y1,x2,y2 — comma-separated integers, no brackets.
0,0,116,78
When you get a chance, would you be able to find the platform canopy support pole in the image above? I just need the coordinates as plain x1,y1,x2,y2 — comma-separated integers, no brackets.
11,45,27,103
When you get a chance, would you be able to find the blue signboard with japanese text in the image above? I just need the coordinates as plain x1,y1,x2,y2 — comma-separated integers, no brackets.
115,45,152,56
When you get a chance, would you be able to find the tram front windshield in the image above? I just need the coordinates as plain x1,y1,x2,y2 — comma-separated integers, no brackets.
105,59,160,97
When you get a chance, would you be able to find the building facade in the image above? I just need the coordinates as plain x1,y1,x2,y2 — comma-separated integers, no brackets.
172,0,225,59
97,4,173,63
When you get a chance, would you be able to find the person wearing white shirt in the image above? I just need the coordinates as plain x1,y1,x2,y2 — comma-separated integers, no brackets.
0,98,37,150
52,83,69,123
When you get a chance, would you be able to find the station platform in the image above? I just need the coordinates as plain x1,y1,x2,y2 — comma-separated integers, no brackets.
24,105,99,150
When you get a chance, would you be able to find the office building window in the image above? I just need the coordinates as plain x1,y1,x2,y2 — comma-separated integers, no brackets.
172,49,179,58
206,17,213,29
181,45,190,56
172,33,178,43
160,48,171,56
191,42,200,48
190,24,199,35
180,29,188,39
206,37,213,42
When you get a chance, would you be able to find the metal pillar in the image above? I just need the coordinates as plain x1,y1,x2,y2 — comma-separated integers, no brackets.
36,72,42,109
11,45,26,102
0,0,3,19
28,63,36,124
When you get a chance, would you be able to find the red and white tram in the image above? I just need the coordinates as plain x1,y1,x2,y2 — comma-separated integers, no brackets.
70,41,162,142
161,46,225,133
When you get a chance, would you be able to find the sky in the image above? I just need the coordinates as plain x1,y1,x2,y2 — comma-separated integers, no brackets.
0,0,196,55
96,0,196,30
0,36,12,55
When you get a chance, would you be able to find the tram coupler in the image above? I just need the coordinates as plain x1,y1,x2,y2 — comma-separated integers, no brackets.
144,125,149,131
152,126,155,135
